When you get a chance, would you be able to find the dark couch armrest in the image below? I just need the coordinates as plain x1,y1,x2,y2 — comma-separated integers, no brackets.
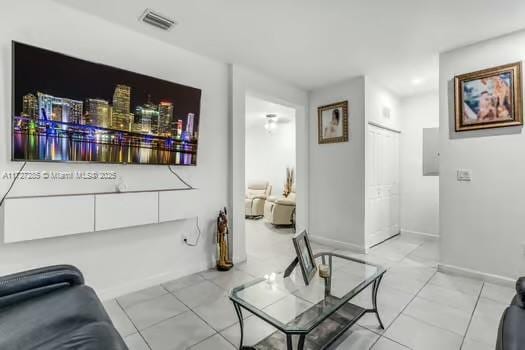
0,265,84,307
515,277,525,306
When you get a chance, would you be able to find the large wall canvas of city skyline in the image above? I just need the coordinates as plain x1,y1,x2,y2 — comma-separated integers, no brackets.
12,42,201,165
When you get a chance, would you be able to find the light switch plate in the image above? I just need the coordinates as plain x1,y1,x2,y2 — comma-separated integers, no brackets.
457,169,472,182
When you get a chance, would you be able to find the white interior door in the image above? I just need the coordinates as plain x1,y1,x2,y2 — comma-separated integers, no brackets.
366,124,400,248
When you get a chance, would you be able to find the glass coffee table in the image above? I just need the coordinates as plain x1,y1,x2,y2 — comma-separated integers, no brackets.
229,252,386,350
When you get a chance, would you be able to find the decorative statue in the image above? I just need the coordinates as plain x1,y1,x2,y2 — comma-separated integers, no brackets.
216,207,233,271
283,167,295,197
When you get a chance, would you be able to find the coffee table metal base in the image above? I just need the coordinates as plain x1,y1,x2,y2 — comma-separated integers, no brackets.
231,276,384,350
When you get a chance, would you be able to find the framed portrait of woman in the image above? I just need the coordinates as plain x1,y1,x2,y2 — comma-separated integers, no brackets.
318,101,349,144
454,62,522,131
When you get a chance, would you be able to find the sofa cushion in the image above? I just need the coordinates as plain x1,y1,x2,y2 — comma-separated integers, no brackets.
37,322,127,350
0,285,126,350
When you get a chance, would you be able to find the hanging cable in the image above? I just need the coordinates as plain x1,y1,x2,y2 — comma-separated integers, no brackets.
183,217,202,247
167,165,194,189
168,165,200,246
0,162,27,207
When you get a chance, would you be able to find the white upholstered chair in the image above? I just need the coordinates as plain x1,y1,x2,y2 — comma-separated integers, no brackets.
264,185,296,226
245,181,272,218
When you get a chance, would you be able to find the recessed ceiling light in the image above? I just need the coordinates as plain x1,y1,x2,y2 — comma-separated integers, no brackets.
139,9,177,31
411,77,423,85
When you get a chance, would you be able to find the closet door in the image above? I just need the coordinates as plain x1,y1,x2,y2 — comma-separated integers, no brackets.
366,124,400,248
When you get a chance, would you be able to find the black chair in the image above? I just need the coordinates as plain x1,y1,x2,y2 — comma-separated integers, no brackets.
0,265,128,350
497,277,525,350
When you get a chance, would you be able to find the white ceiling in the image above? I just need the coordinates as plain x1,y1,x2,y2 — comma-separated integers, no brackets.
245,95,295,129
57,0,525,97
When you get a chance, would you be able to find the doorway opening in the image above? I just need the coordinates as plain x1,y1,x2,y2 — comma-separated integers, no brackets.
244,94,297,263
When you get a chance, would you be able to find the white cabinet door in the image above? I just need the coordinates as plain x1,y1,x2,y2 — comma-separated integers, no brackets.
366,124,400,248
4,195,94,243
95,192,158,231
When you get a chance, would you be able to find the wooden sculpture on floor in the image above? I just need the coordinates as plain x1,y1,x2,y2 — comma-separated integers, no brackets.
217,207,233,271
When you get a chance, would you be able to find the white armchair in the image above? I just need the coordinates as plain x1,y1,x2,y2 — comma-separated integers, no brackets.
264,185,296,226
245,181,272,218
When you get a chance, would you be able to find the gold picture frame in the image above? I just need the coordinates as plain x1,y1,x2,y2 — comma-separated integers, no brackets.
454,62,523,132
318,101,349,144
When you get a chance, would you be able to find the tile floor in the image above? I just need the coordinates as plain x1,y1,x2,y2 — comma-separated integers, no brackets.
104,220,512,350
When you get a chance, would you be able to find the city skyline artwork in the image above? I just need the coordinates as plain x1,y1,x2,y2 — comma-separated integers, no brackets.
12,41,201,165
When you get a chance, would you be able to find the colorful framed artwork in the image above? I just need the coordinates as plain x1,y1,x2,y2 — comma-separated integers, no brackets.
318,101,349,144
12,41,201,165
454,62,522,131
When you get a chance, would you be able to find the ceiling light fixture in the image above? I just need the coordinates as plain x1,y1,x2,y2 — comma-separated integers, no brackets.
139,9,177,31
264,114,277,133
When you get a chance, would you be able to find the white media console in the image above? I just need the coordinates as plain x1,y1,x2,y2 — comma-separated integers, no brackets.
2,188,199,243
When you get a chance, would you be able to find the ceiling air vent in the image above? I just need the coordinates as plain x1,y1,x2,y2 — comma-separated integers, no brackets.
139,9,176,31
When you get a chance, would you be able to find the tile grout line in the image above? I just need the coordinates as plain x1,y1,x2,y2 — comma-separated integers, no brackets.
366,249,437,349
380,276,481,339
118,285,201,337
459,281,484,350
354,238,434,349
374,266,438,333
118,285,170,309
165,287,239,348
115,298,153,350
371,335,413,350
122,289,221,349
158,269,272,346
185,331,233,349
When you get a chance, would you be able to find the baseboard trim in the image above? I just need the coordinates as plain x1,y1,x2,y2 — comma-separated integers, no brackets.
437,263,516,288
401,229,439,239
97,261,211,301
309,234,367,254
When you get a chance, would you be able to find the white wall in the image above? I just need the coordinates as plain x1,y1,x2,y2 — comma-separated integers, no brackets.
245,97,296,196
308,77,366,250
439,29,525,280
230,65,308,263
400,92,439,236
0,0,229,299
365,77,402,131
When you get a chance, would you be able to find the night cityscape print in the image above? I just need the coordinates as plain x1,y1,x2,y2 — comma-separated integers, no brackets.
12,42,201,165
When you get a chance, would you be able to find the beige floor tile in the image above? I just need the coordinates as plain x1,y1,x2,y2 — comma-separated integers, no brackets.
403,296,471,336
103,299,137,337
117,285,168,309
481,282,515,304
173,280,226,308
189,334,235,350
465,297,507,348
124,333,150,350
385,314,463,350
141,311,215,350
125,294,188,330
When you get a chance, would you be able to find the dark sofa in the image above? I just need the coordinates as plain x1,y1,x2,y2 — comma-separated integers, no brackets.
497,278,525,350
0,265,128,350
